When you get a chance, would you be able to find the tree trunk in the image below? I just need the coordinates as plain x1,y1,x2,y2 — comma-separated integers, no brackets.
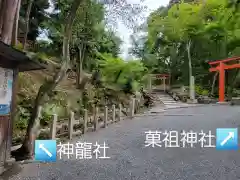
0,0,4,35
76,45,85,109
23,0,34,50
76,43,85,88
0,0,2,13
186,40,192,83
0,0,6,36
76,53,80,87
12,0,84,159
186,40,193,99
11,0,21,46
1,0,18,44
227,69,239,100
210,72,218,97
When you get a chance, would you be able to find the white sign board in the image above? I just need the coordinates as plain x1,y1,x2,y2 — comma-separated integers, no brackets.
0,67,13,115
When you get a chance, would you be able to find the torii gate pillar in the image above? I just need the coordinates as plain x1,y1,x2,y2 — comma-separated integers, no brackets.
218,62,225,102
209,56,240,103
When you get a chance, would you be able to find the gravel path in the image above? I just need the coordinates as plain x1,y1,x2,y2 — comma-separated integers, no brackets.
2,105,240,180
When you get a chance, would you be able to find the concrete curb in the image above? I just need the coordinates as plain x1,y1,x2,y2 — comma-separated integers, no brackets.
163,103,227,110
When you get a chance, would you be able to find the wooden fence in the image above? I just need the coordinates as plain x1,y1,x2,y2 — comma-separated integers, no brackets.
37,97,142,140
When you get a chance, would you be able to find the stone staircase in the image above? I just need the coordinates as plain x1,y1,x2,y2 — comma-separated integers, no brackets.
153,91,198,109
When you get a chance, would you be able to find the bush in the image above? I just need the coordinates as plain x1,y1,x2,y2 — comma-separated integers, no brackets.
40,111,52,126
195,85,209,96
14,42,23,50
14,118,28,130
40,104,67,126
14,106,30,130
201,90,209,96
195,85,202,95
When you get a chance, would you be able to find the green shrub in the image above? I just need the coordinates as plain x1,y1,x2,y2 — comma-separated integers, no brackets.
40,104,66,126
14,106,30,130
195,85,209,96
201,90,209,96
40,111,52,126
14,118,28,130
195,85,202,95
14,42,23,50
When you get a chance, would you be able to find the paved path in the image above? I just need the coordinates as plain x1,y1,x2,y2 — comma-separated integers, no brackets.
3,105,240,180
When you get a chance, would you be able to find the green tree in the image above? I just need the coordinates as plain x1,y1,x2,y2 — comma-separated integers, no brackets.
144,0,240,91
14,0,84,159
20,0,50,42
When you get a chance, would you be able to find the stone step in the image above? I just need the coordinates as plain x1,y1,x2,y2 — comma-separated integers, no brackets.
156,93,198,109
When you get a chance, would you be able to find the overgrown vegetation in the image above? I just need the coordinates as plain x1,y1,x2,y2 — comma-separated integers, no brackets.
0,0,239,159
131,0,240,98
0,0,148,157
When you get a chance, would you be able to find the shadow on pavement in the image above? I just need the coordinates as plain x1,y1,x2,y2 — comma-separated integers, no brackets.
0,164,23,180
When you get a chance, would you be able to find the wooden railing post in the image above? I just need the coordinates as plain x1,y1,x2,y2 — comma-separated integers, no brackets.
104,106,108,128
129,98,135,117
83,109,88,134
112,104,116,122
50,114,57,139
68,111,74,139
136,98,140,113
118,104,122,121
148,74,152,92
94,107,99,131
135,99,138,113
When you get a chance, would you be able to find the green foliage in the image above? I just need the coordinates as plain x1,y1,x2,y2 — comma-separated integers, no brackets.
20,0,50,41
14,43,24,50
13,0,147,143
195,85,209,96
202,90,209,96
40,110,53,127
96,29,122,57
15,0,240,142
14,106,30,130
45,0,122,69
136,0,240,90
98,53,147,90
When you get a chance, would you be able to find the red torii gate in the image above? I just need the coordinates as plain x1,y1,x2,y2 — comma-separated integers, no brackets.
209,56,240,102
154,73,171,92
155,73,170,79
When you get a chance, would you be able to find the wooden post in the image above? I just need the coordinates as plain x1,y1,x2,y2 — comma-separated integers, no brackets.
118,104,122,121
112,104,116,122
148,74,152,92
50,114,57,139
104,106,108,128
83,109,88,134
168,75,171,90
68,111,74,139
6,68,18,162
129,98,135,117
135,99,139,113
94,107,99,131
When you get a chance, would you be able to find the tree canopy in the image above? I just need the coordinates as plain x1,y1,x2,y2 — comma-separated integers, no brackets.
131,0,240,90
